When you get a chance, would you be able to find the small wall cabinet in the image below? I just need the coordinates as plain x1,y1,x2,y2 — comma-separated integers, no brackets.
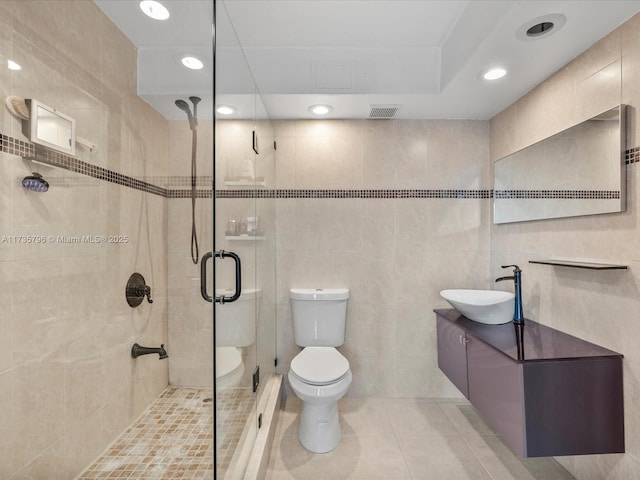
435,309,624,457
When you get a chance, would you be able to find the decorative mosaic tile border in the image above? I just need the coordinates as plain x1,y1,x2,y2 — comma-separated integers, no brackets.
494,190,621,200
216,189,493,199
626,146,640,164
0,133,35,157
1,133,168,197
37,147,168,196
2,133,638,201
165,175,214,187
167,189,213,198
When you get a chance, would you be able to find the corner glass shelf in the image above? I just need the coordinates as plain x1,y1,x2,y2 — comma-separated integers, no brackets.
529,259,628,270
223,179,266,188
225,235,266,241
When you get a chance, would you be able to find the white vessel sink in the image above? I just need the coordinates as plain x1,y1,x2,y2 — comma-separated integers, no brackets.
440,289,515,325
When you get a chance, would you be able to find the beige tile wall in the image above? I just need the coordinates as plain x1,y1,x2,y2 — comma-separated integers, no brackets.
0,2,169,478
274,119,492,398
490,12,640,480
167,119,215,387
168,118,278,390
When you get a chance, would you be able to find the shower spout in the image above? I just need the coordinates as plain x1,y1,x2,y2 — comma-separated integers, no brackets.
131,343,168,360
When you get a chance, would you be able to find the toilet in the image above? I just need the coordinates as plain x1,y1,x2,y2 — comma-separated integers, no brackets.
288,288,352,453
215,288,260,388
215,346,245,388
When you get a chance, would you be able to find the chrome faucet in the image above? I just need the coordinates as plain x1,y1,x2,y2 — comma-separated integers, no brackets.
495,264,524,324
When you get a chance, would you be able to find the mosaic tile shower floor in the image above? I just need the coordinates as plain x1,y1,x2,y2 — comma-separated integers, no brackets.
79,386,254,479
216,386,255,476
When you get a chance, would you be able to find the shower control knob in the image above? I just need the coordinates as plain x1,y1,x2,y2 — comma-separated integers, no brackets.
126,273,153,307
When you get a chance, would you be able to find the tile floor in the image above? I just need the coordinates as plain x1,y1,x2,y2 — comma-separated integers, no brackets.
79,387,215,479
216,386,255,476
266,396,577,480
79,385,260,480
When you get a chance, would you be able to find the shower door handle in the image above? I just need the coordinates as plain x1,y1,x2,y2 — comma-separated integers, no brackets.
200,250,242,303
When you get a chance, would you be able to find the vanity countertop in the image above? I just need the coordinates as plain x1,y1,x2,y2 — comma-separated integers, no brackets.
434,308,622,362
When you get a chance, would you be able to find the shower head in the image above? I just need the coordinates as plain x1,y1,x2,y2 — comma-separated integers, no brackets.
22,172,49,192
189,96,201,127
175,99,193,119
189,96,201,113
175,98,197,130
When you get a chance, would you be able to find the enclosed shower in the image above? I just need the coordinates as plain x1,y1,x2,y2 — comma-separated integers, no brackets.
0,1,279,479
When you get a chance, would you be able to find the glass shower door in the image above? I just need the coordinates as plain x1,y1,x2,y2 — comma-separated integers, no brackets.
214,2,277,477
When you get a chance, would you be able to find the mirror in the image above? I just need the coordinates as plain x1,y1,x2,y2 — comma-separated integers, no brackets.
23,99,76,156
493,105,626,224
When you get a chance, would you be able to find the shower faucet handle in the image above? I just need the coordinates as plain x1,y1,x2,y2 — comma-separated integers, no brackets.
126,273,153,307
143,285,153,304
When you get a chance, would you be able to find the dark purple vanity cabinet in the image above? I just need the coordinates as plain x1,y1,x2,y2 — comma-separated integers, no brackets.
436,316,469,398
435,309,624,457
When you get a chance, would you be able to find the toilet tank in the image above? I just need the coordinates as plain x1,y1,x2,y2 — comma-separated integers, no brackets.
290,288,349,347
216,288,260,347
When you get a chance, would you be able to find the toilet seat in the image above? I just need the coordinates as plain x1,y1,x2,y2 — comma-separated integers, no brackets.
291,347,350,386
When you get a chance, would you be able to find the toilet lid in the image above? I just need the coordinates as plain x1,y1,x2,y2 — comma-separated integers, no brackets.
291,347,350,385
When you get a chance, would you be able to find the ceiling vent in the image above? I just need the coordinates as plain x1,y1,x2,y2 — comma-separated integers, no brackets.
368,104,402,119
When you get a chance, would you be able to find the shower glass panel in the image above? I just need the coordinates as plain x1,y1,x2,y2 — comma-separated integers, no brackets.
215,1,278,477
253,94,278,413
0,0,275,478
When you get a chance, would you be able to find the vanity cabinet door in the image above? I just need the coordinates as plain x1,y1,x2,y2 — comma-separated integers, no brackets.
467,336,527,456
436,316,469,398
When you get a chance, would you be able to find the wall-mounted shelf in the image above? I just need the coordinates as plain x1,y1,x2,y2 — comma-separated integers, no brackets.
529,259,628,270
224,179,266,188
225,235,266,241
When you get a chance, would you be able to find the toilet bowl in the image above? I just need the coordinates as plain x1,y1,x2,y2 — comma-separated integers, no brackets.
289,346,352,452
288,288,351,453
215,288,260,388
216,346,245,388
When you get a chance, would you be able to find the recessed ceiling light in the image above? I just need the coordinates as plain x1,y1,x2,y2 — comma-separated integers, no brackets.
7,60,21,71
181,56,204,70
139,1,170,20
308,104,333,115
216,105,237,115
483,68,507,80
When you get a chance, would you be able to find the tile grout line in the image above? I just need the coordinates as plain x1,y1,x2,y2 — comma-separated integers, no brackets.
458,429,500,480
436,399,503,480
389,398,419,480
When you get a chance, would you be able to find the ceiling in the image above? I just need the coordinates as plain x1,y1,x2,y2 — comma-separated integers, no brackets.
95,0,640,121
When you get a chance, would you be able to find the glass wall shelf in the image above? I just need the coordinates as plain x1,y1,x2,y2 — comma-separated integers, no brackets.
529,260,628,270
